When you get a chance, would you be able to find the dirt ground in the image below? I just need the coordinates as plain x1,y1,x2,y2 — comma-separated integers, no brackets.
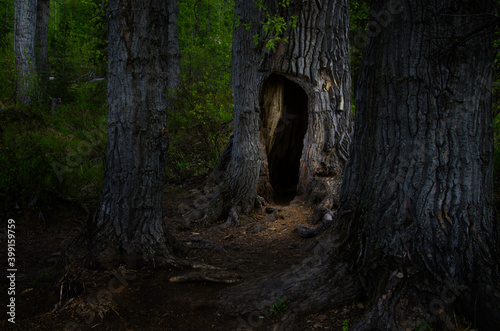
0,177,365,330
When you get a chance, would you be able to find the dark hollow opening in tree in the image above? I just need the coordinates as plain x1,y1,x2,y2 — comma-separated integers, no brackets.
261,74,308,203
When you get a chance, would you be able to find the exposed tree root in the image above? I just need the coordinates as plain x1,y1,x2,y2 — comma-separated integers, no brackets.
182,237,215,249
216,226,500,330
261,208,279,222
349,272,500,330
63,219,231,272
184,186,233,225
169,271,242,284
351,286,428,330
209,207,240,231
297,210,336,238
219,247,363,318
220,255,459,330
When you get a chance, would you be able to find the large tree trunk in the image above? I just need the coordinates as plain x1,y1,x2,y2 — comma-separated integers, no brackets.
36,0,50,87
259,0,352,207
220,1,500,330
195,0,353,224
14,0,38,104
79,0,184,269
340,0,500,328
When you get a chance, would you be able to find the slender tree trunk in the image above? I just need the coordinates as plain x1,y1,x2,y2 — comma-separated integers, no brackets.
221,1,500,330
195,0,353,224
200,0,264,220
190,0,265,223
79,0,184,269
36,0,50,87
14,0,38,104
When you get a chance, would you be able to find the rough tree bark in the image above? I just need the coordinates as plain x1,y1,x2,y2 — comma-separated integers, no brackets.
339,0,500,328
76,0,185,269
36,0,50,86
194,0,353,224
167,0,181,92
194,0,263,223
221,1,500,330
14,0,38,104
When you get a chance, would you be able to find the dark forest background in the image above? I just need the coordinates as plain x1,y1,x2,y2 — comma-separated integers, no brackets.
0,0,498,217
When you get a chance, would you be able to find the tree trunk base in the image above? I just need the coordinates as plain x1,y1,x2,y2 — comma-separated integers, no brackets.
62,220,190,270
185,186,263,226
217,229,500,330
219,235,363,318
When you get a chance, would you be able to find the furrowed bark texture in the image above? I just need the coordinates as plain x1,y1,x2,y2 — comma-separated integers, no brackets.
36,0,50,86
83,0,183,269
221,236,363,324
336,0,500,329
259,0,353,207
197,0,352,224
194,0,265,224
14,0,38,104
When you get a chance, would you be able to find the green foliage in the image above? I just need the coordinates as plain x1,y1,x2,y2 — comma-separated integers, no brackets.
269,297,290,316
168,75,233,179
342,319,349,331
415,320,433,331
0,0,14,50
0,81,107,216
0,36,16,105
1,0,237,214
168,0,235,179
250,0,298,51
0,115,63,213
47,0,108,101
28,268,55,288
178,0,234,82
349,0,369,79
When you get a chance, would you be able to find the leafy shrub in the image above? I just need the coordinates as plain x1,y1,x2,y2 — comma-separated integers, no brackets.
269,297,290,316
0,35,16,106
167,74,233,179
168,0,235,180
0,110,64,214
0,90,107,217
